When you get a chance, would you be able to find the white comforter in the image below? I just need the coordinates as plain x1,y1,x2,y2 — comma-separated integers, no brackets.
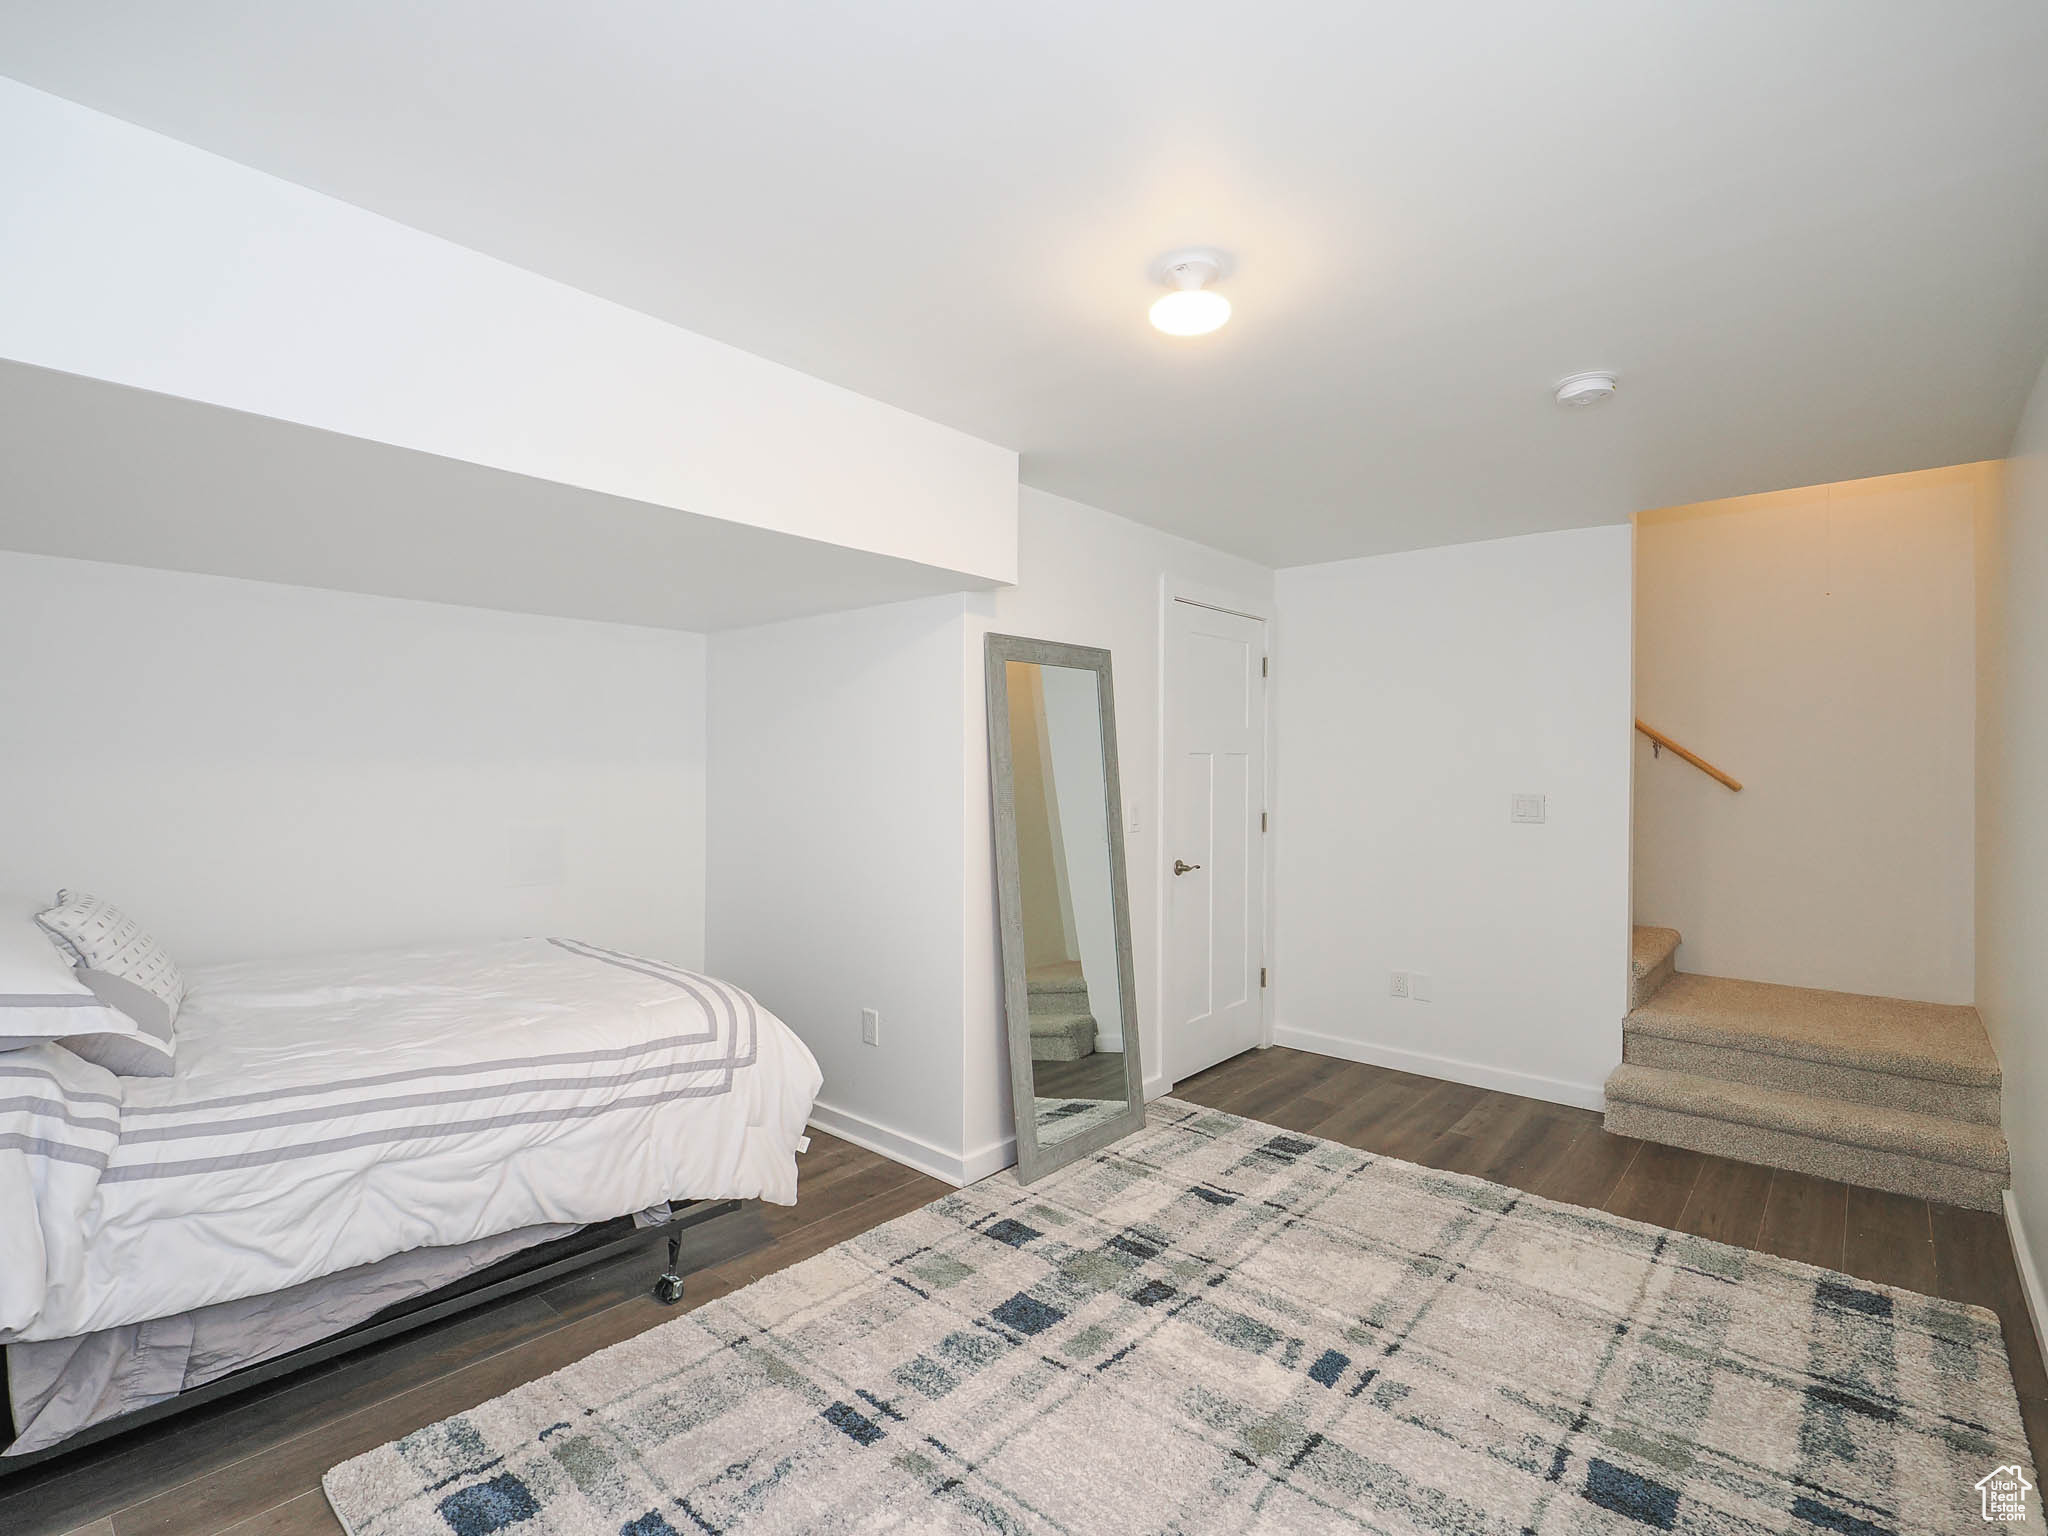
0,939,821,1343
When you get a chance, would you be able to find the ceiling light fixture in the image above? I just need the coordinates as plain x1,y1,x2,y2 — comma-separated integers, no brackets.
1150,251,1232,337
1554,371,1618,407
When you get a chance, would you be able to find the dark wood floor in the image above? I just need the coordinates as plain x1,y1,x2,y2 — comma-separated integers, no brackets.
7,1044,2042,1535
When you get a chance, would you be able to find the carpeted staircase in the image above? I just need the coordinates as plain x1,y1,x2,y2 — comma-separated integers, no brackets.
1604,927,2009,1210
1026,963,1098,1062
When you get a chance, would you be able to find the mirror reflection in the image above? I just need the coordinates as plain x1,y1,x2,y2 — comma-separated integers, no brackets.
1004,658,1129,1147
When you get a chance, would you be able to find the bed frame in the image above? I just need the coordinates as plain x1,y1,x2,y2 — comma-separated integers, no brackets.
0,1197,739,1475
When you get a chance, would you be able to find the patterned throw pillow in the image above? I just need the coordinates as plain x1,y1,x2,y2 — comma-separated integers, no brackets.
35,891,186,1024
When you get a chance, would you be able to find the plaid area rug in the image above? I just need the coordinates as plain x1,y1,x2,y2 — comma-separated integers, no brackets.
324,1100,2035,1534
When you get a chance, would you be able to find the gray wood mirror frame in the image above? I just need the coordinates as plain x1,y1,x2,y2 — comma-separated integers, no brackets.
985,633,1146,1183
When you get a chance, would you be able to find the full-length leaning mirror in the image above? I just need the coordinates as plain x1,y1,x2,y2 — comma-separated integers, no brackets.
986,634,1146,1182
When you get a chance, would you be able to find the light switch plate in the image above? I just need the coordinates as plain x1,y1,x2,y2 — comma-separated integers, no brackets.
1511,793,1547,825
860,1008,880,1047
1409,972,1432,1002
1125,800,1141,834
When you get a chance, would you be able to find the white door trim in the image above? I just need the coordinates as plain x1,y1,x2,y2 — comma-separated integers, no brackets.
1156,574,1274,1094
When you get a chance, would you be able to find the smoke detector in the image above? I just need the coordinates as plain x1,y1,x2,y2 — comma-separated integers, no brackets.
1554,371,1618,407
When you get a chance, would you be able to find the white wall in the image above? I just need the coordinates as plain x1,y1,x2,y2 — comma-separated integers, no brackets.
1270,526,1635,1109
0,551,706,966
708,490,1273,1184
964,488,1276,1164
0,79,1017,585
1635,466,1987,1003
2,465,1266,1193
1980,353,2048,1331
705,595,972,1179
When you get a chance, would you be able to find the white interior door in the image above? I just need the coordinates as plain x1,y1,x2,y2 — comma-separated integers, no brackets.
1164,599,1267,1082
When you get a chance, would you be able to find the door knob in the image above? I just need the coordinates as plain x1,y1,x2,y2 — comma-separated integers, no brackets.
1173,859,1202,876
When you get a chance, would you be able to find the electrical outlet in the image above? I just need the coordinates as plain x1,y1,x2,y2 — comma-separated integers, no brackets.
1387,971,1410,999
860,1008,880,1046
1409,972,1432,1002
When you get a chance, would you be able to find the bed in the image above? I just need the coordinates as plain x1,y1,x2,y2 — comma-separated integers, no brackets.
0,935,822,1459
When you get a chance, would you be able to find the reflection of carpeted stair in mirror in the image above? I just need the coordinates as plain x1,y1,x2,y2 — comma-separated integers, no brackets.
1026,962,1097,1061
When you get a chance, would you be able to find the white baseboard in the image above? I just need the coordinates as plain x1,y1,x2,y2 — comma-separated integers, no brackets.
2004,1189,2048,1362
958,1131,1019,1185
805,1099,1014,1188
1269,1025,1607,1112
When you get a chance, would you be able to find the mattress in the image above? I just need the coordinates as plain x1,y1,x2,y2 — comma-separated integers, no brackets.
0,938,822,1348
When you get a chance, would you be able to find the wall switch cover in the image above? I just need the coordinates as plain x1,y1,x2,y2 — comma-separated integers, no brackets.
1408,972,1432,1002
1511,793,1547,824
1125,800,1141,834
860,1007,880,1046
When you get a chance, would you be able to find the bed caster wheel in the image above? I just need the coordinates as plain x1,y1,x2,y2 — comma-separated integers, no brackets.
653,1233,685,1304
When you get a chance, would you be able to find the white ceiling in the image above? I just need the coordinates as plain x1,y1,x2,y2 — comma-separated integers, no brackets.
0,362,990,631
4,2,2047,568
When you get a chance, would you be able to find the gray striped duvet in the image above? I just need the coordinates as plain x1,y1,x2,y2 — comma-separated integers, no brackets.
0,938,821,1348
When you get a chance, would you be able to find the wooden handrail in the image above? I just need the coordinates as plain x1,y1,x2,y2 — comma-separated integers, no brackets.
1635,719,1743,792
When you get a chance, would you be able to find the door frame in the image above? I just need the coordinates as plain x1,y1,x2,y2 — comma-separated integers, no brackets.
1155,574,1275,1093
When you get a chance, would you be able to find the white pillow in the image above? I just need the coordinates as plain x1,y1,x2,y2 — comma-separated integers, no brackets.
64,967,177,1077
0,911,111,1049
5,895,180,1078
35,891,186,1024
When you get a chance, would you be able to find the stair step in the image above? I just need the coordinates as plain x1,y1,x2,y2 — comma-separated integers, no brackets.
1630,925,1681,1010
1027,962,1089,995
1623,1031,2001,1125
1630,926,1680,981
1028,1010,1097,1062
1024,999,1089,1024
1603,1063,2008,1210
1028,980,1091,1005
1626,972,1998,1087
1605,1063,2008,1170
